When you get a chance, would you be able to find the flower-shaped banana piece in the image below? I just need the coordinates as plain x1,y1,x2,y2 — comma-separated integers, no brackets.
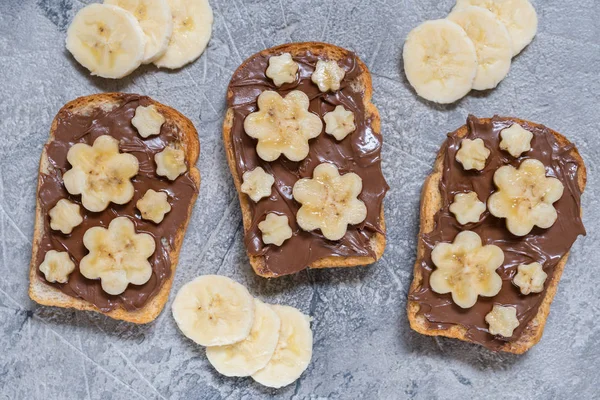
258,213,293,246
430,231,504,308
241,167,275,202
136,189,171,224
499,123,533,158
449,192,486,225
513,262,547,295
244,90,323,162
63,135,139,212
455,138,490,171
80,217,155,295
49,199,83,234
323,105,355,141
311,60,345,92
485,305,519,337
155,145,187,181
488,159,564,236
39,250,75,284
293,163,367,241
266,53,299,87
131,105,165,138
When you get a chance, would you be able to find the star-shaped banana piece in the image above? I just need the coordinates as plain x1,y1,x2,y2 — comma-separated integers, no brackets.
266,53,299,87
293,163,367,241
488,159,564,236
39,250,75,284
79,217,155,295
323,105,355,141
63,135,139,212
241,167,275,202
136,189,171,224
513,262,547,295
430,231,504,308
258,213,293,246
499,123,533,158
311,60,345,92
485,305,519,337
131,105,165,138
155,144,187,181
449,192,486,225
49,199,83,234
456,138,490,171
500,124,533,158
244,90,322,162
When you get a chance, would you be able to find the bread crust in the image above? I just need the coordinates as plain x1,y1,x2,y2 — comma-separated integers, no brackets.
222,42,386,278
407,118,586,354
28,93,200,324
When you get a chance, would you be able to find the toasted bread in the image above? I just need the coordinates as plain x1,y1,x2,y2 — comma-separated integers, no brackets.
407,117,586,354
222,42,386,278
29,93,200,324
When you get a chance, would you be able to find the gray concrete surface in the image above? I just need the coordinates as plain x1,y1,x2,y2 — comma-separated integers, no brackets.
1,0,599,399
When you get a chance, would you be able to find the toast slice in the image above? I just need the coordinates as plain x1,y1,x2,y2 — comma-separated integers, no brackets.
407,117,586,354
222,42,387,278
29,93,200,324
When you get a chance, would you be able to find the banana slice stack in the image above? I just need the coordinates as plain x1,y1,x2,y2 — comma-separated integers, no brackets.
403,0,537,104
66,0,213,79
172,275,313,388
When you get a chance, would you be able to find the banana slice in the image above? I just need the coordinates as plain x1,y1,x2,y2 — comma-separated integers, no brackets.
63,135,139,212
153,0,214,69
39,250,76,284
206,299,281,377
258,213,293,246
252,305,313,389
403,19,478,104
485,304,519,337
80,217,155,295
499,123,533,158
171,275,255,347
293,163,367,241
448,6,513,90
155,144,187,180
454,0,538,56
49,199,83,234
66,4,145,79
488,159,564,236
105,0,173,63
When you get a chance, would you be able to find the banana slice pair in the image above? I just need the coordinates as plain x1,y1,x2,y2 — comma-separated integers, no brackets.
403,0,537,103
171,275,313,388
66,0,213,79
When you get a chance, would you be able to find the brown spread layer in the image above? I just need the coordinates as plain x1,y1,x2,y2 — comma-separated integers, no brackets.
35,94,198,312
409,116,585,350
227,46,388,276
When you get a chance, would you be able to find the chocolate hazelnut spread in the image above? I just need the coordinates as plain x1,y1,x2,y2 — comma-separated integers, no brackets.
409,116,585,350
34,94,198,312
227,46,388,276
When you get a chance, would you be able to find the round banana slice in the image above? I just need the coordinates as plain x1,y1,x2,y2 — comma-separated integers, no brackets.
66,4,145,79
206,299,281,377
403,19,478,104
153,0,214,69
454,0,538,56
171,275,255,347
448,6,513,90
252,305,313,389
105,0,173,64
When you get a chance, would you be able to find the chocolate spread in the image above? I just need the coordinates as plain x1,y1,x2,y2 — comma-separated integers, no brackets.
34,94,198,312
409,116,585,350
227,45,388,276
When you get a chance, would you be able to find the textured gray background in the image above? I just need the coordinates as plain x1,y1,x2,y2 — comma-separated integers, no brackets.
1,0,599,399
